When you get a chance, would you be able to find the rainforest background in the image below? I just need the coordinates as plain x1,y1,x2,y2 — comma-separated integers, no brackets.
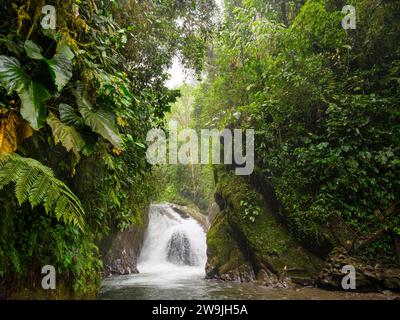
0,0,399,298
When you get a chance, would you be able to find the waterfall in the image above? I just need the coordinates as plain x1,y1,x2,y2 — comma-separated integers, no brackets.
137,204,207,277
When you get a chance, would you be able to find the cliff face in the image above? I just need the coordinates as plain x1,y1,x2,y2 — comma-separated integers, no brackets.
206,172,323,287
101,207,149,277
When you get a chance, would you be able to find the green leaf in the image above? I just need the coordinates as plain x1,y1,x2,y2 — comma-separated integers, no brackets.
45,42,74,91
0,55,50,129
24,39,74,92
19,81,51,129
0,153,85,230
47,112,85,160
135,142,146,149
0,55,29,93
24,40,44,60
59,103,84,127
74,84,123,148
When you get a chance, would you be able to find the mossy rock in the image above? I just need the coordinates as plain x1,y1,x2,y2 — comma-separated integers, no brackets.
208,172,323,285
206,211,255,282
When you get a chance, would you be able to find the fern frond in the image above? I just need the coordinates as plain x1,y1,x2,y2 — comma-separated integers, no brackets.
15,165,39,205
29,175,52,207
0,153,85,230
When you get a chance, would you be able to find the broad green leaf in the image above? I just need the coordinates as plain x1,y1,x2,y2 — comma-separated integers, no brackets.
0,55,29,93
59,103,84,127
23,39,74,92
24,40,44,60
0,55,50,129
56,42,74,60
46,112,85,159
19,81,51,129
46,43,74,91
74,85,123,148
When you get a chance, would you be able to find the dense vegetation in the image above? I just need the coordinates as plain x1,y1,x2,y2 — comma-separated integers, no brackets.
193,0,400,262
0,0,216,297
0,0,399,298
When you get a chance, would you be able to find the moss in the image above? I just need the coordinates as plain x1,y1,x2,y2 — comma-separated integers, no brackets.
4,278,100,300
209,171,323,283
206,211,253,279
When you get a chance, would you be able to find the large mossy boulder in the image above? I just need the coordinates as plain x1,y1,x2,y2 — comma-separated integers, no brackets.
206,172,323,286
206,212,255,282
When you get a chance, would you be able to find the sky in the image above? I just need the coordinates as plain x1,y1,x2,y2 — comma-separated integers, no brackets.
165,0,224,89
165,56,195,89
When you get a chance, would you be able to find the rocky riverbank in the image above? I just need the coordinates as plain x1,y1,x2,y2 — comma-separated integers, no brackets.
206,171,400,292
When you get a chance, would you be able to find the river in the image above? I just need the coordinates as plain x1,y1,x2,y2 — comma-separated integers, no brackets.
99,204,398,300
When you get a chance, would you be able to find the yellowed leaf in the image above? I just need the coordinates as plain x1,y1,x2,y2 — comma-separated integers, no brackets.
0,111,34,153
116,116,128,127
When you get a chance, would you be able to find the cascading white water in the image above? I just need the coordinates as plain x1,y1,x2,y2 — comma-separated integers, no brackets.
136,204,207,281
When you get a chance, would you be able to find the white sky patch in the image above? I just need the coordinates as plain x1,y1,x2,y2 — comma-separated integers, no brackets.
165,56,197,89
215,0,224,11
165,1,224,89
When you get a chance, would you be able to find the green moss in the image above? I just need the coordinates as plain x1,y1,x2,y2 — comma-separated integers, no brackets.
206,211,251,277
211,172,322,281
6,280,100,300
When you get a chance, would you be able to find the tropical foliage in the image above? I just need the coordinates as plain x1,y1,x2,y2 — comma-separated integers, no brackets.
0,0,216,297
194,0,400,260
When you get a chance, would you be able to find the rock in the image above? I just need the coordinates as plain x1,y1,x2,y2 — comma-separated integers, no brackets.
382,290,392,296
167,231,197,266
206,212,256,282
163,202,210,231
317,247,400,292
206,173,323,287
101,207,149,277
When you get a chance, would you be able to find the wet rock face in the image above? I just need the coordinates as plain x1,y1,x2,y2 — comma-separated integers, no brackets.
102,208,149,277
205,209,256,282
255,269,292,288
167,232,197,266
318,247,400,291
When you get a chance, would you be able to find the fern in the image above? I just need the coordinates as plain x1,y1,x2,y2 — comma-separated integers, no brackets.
0,153,85,230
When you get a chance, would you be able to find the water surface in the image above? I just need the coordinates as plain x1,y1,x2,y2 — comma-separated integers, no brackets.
100,204,397,300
